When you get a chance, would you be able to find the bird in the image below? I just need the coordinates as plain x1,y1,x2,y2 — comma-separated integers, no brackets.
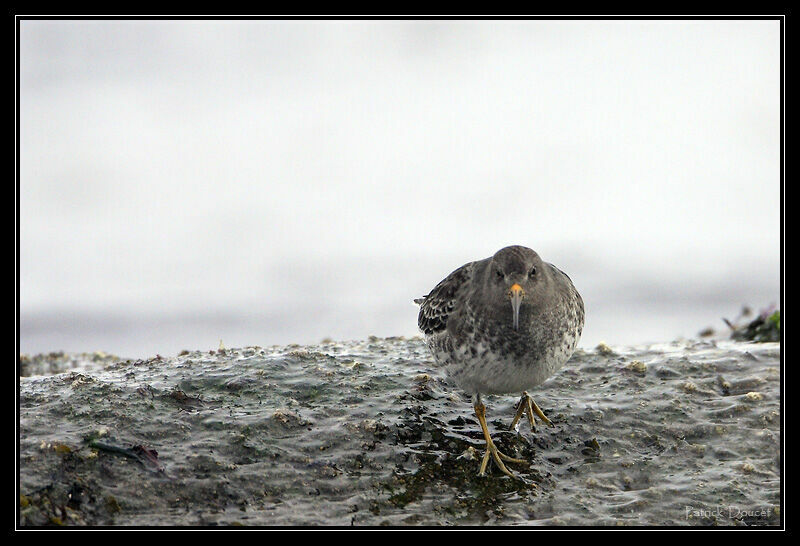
415,245,584,477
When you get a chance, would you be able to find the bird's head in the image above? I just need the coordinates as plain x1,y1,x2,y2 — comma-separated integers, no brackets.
488,245,548,330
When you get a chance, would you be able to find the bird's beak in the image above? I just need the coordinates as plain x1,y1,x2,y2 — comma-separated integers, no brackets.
509,283,524,330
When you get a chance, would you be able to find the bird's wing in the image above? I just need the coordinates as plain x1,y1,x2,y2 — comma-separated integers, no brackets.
548,263,585,317
415,262,474,335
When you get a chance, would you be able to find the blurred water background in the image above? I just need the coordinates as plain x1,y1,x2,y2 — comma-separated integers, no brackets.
19,20,780,359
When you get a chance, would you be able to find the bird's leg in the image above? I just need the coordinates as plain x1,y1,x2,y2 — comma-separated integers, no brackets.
509,392,534,431
529,395,554,427
473,395,527,477
509,391,554,432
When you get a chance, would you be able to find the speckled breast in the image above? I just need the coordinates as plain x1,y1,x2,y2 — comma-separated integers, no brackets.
428,304,583,396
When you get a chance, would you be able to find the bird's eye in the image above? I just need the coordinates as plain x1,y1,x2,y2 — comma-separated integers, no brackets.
528,267,537,278
495,270,504,280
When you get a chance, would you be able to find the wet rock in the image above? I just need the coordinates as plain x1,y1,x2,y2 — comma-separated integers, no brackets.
19,351,121,378
655,366,681,378
19,337,781,526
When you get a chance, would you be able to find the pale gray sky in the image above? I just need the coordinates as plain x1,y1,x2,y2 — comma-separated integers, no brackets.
19,20,781,357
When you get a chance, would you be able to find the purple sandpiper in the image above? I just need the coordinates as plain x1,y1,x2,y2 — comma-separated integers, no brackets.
415,245,584,477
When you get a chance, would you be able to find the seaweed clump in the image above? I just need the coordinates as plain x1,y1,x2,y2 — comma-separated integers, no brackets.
731,310,780,343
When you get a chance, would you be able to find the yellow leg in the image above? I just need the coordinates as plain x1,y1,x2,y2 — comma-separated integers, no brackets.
474,398,527,477
509,391,554,432
529,396,554,427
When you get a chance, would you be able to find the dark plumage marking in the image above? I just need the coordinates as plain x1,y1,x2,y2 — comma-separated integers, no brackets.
415,262,473,335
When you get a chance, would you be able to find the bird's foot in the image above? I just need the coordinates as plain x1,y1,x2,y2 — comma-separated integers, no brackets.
478,437,528,478
474,398,528,478
510,391,555,432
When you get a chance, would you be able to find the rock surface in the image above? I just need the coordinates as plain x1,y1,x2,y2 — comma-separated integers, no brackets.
19,337,781,526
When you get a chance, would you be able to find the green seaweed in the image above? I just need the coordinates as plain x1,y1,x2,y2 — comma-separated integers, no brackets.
732,310,781,343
